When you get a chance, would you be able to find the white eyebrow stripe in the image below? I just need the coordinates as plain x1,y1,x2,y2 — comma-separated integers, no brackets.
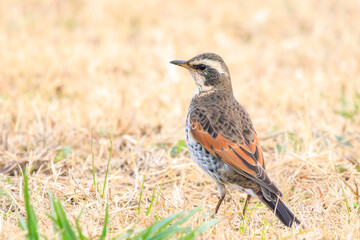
198,59,226,74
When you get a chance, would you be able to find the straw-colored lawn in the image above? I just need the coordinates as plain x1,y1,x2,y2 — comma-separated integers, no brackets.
1,0,360,239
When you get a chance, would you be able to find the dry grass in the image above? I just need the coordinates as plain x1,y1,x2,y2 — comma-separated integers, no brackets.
1,0,360,239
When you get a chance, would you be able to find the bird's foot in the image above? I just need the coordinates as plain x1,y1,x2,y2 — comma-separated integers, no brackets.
214,195,225,215
242,194,252,217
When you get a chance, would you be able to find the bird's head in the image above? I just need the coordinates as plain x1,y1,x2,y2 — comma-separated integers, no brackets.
170,53,232,93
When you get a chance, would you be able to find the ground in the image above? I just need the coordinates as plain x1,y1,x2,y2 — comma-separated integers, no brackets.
0,0,360,239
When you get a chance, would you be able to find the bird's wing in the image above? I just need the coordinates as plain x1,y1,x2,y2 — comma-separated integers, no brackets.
189,116,282,198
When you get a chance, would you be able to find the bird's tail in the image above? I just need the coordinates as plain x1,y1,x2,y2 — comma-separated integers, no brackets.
257,192,300,228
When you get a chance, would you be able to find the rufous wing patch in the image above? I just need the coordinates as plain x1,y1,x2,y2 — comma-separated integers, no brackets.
189,118,281,197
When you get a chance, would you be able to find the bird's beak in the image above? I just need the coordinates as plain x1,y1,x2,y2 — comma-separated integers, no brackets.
170,60,191,69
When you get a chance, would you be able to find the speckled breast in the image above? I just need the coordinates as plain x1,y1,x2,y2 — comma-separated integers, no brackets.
185,116,229,184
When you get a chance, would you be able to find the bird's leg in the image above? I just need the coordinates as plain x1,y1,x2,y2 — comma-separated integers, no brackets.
242,194,251,216
215,195,225,214
215,182,226,214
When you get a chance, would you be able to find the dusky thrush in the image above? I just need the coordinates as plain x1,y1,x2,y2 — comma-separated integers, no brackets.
170,53,300,228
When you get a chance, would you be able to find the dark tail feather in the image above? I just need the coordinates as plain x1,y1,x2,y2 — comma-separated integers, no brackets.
258,193,300,227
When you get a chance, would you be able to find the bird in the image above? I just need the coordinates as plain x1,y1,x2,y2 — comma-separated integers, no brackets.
170,53,300,228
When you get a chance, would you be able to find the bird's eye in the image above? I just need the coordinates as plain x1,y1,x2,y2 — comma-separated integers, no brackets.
198,64,207,70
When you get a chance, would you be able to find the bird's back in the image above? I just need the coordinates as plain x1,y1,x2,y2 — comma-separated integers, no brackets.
188,91,255,144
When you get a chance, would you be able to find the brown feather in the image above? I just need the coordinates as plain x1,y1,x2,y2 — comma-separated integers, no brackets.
190,119,282,198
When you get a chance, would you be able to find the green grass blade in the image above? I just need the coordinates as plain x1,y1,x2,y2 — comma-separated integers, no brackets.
16,207,27,231
136,212,184,239
47,189,60,234
181,218,218,240
154,178,164,208
91,133,97,191
244,208,253,233
138,175,146,215
240,206,253,234
194,218,218,235
23,168,40,240
261,217,269,240
115,208,217,240
75,207,88,240
341,184,351,224
75,222,87,240
146,225,190,240
152,208,202,240
10,187,27,231
52,198,78,240
114,229,142,239
100,204,109,240
170,207,200,226
102,136,113,198
146,186,157,216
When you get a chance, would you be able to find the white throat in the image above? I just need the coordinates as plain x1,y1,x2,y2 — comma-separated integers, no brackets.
194,85,215,95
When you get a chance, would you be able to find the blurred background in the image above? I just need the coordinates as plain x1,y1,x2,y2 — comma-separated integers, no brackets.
1,0,360,239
